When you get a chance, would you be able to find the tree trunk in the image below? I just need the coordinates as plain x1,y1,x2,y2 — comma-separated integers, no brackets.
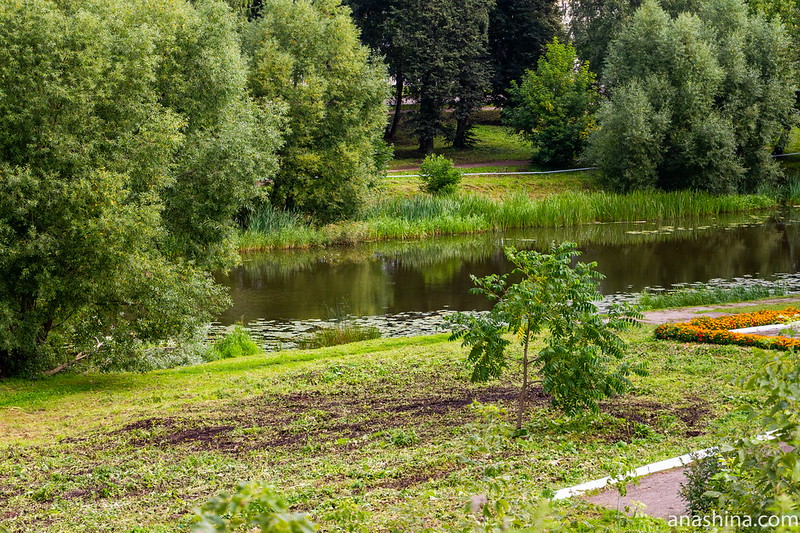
385,72,404,143
453,116,469,149
516,329,530,430
417,95,439,154
418,135,435,154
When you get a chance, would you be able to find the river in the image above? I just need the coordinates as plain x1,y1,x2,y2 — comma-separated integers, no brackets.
215,210,800,348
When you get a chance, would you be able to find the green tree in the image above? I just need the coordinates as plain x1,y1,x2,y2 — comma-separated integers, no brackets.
567,0,641,79
343,0,406,142
504,38,600,166
391,0,495,153
347,0,497,148
488,0,563,104
0,0,277,376
243,0,389,223
448,243,643,429
587,0,797,193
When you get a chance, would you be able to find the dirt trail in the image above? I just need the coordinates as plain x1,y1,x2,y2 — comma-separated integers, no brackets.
585,467,688,520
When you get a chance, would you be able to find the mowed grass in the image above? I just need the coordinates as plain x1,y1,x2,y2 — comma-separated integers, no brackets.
390,122,531,169
383,169,601,199
0,327,768,532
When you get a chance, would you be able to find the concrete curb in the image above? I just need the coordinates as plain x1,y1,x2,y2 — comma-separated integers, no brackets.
553,431,776,501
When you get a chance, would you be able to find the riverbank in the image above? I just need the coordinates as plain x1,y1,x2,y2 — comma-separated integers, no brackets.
239,190,776,251
0,304,779,531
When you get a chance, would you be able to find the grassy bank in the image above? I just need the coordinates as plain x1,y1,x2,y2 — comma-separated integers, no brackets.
239,190,776,251
0,325,768,531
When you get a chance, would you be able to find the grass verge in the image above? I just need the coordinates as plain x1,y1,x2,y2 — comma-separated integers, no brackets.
0,327,769,531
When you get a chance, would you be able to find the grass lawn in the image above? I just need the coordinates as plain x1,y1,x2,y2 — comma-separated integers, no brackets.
390,125,532,169
0,325,769,531
382,169,601,200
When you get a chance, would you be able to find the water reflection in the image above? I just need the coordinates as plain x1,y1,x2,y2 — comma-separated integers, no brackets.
217,211,800,325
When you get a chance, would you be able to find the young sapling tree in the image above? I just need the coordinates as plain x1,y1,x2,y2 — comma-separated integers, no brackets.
448,242,644,429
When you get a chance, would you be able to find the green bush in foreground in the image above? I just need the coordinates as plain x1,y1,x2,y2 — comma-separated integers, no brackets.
191,482,316,532
419,154,462,195
683,351,800,529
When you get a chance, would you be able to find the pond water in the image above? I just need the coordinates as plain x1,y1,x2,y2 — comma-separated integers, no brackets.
215,209,800,348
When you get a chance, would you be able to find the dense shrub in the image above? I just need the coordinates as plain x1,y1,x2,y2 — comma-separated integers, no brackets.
418,154,462,195
504,38,599,166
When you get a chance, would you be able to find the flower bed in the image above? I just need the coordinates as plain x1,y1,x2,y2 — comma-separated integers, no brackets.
654,307,800,350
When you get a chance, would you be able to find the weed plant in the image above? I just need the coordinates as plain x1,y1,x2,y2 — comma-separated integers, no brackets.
297,323,381,349
208,326,261,360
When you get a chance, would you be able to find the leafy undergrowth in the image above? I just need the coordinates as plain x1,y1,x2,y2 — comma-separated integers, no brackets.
0,330,765,531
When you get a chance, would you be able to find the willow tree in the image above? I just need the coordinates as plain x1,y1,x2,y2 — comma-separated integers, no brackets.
587,0,797,193
243,0,389,223
0,0,281,376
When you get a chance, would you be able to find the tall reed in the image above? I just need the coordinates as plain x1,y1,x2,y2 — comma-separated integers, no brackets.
239,191,776,250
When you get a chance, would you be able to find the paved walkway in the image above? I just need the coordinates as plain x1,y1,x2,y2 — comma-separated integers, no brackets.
584,467,688,520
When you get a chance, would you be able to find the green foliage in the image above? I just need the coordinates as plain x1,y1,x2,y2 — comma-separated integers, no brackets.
241,190,775,249
191,482,317,532
0,0,273,376
449,243,644,427
418,155,463,195
567,0,641,79
679,454,722,516
383,428,420,447
247,204,306,235
505,38,600,166
209,326,261,361
694,351,800,528
588,0,797,193
391,0,495,153
488,0,563,104
243,0,389,223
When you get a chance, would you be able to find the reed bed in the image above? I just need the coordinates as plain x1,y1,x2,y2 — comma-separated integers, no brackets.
638,285,789,310
239,190,776,250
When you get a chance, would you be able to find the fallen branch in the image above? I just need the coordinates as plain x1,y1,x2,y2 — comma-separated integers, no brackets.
43,339,104,376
